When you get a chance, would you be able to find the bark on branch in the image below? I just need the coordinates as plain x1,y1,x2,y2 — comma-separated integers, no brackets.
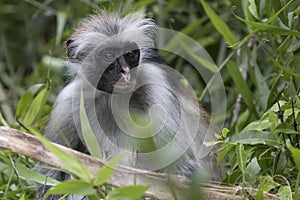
0,126,280,200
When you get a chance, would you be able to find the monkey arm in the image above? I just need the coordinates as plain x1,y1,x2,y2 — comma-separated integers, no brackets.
44,81,86,152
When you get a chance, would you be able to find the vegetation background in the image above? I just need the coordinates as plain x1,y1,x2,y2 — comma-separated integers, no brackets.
0,0,300,199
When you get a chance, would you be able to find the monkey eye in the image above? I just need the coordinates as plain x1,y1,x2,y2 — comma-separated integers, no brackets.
127,51,135,57
102,50,115,62
125,51,137,61
124,49,139,64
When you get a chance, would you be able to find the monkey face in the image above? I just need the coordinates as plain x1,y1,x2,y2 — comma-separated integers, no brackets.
97,42,140,93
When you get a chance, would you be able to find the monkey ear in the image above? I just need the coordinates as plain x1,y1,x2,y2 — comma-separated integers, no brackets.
66,39,73,47
65,39,76,60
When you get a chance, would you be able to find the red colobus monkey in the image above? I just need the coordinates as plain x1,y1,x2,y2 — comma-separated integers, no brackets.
36,11,223,200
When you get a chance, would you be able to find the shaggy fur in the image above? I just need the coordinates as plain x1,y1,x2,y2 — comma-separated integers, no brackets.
36,11,223,200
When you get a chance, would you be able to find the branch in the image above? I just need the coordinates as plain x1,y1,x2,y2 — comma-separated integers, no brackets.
0,126,280,200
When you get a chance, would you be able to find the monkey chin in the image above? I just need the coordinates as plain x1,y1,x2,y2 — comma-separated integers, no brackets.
113,80,135,93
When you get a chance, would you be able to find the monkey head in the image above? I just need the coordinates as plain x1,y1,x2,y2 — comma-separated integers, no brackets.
96,41,140,93
65,12,156,94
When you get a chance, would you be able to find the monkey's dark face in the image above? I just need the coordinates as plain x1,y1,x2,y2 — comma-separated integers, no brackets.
97,42,140,93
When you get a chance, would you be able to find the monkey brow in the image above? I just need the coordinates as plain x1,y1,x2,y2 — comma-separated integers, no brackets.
100,41,139,51
102,43,139,54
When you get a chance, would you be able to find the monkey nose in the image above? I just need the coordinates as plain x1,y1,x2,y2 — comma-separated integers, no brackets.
121,66,130,74
121,67,131,82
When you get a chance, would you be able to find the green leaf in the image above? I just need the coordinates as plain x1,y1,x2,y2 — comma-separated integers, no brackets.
248,0,260,20
180,41,218,73
277,37,291,53
203,140,222,146
267,73,282,107
179,17,207,35
234,14,300,36
242,120,270,132
236,143,246,173
276,151,287,174
256,176,281,200
199,0,237,46
236,110,250,130
245,157,260,182
55,11,67,47
267,54,300,78
221,128,230,138
284,107,300,120
199,51,234,101
94,153,126,185
267,0,296,24
47,180,95,196
217,144,234,165
214,133,223,140
22,84,49,127
16,83,44,118
16,163,59,186
274,123,296,134
29,128,93,182
80,88,102,159
226,60,255,110
278,185,292,200
106,185,149,200
253,63,270,111
256,147,274,170
229,31,257,49
19,194,25,200
231,131,280,147
230,0,295,49
289,146,300,170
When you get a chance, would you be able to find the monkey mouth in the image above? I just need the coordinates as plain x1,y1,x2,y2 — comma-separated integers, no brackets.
113,71,135,92
113,80,135,92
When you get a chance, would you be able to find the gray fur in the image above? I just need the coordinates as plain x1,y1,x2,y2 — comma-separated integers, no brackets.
36,11,223,200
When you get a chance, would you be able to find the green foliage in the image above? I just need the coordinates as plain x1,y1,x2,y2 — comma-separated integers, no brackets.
0,151,38,199
94,154,126,185
41,145,143,199
80,88,102,159
47,180,96,197
200,0,238,46
0,0,300,199
227,60,255,111
31,128,94,183
218,99,300,198
16,82,50,130
14,162,59,186
106,185,149,200
32,123,142,199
